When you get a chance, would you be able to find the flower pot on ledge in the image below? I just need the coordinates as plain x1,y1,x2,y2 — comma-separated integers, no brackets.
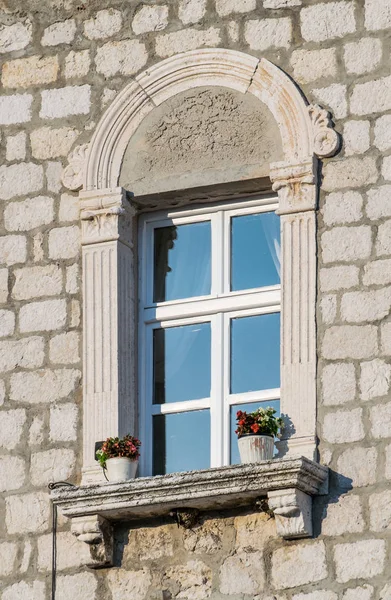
105,457,138,482
238,434,274,463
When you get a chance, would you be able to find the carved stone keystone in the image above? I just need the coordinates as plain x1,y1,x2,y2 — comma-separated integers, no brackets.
268,488,313,539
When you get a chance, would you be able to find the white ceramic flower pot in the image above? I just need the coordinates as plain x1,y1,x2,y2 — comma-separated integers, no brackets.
238,434,274,463
105,457,138,482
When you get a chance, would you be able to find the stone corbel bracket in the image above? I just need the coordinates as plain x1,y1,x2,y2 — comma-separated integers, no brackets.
51,457,328,568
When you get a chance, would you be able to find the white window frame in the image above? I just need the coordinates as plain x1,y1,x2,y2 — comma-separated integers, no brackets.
138,195,281,477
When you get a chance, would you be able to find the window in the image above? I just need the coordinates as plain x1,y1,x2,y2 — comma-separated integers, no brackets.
139,195,281,476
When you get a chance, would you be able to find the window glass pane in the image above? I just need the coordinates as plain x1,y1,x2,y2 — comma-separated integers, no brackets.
154,222,211,302
230,313,280,394
231,212,280,291
153,410,210,475
153,323,211,404
230,400,280,465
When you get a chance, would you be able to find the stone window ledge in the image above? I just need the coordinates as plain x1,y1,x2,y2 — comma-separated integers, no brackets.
50,457,328,568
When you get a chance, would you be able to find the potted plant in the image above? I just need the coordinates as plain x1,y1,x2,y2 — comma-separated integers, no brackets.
96,435,141,482
235,406,283,463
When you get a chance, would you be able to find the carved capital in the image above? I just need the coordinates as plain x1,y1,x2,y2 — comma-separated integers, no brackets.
268,488,312,539
71,514,113,568
270,158,317,215
308,104,340,158
62,144,89,191
80,187,136,245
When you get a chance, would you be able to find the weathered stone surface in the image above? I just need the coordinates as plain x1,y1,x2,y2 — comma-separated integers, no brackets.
29,416,45,446
0,409,26,449
0,162,44,200
107,569,151,600
95,40,148,77
20,298,66,333
10,369,80,404
56,573,98,600
323,325,377,360
342,586,374,600
31,127,79,159
382,156,391,181
220,551,264,595
65,50,91,80
38,531,91,571
156,27,221,57
41,19,76,46
2,55,59,89
264,0,301,6
2,581,45,600
50,331,80,365
6,132,26,162
323,408,364,444
323,191,362,225
165,560,212,599
0,542,18,577
235,511,275,551
216,0,256,16
6,491,50,534
374,115,391,151
50,403,78,441
321,225,371,263
320,294,336,325
46,161,63,193
291,48,337,84
322,363,356,406
369,489,391,531
293,593,337,600
0,309,15,337
125,525,174,561
366,186,391,220
0,21,32,54
365,0,391,30
341,288,391,323
0,269,8,304
184,518,225,554
371,402,391,439
48,226,80,260
320,265,359,292
376,220,391,256
0,337,44,373
300,2,355,41
343,120,370,156
0,94,32,125
4,196,54,232
245,17,292,50
0,456,25,492
351,76,391,115
13,265,62,300
361,359,391,400
30,448,75,486
386,445,391,480
59,193,79,222
334,539,386,583
132,5,169,34
84,9,122,39
337,446,377,487
344,38,382,74
381,322,391,355
323,157,377,191
312,84,347,119
66,264,79,294
271,542,327,589
0,235,27,266
321,494,364,536
178,0,207,24
40,85,91,119
70,299,81,327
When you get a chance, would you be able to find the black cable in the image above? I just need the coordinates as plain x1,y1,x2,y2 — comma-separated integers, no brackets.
48,482,76,600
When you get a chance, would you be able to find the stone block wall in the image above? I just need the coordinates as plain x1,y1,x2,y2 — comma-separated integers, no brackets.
0,0,391,598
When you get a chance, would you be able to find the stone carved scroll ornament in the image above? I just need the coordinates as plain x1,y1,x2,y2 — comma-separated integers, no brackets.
308,104,340,159
62,143,89,191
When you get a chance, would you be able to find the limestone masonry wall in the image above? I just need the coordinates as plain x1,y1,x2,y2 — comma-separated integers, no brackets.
0,0,391,598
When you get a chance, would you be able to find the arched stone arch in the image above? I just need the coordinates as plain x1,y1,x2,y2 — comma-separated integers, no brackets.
64,48,340,484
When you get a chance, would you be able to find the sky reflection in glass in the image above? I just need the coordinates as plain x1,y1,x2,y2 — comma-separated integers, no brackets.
231,212,280,291
153,410,210,475
154,221,211,302
230,400,281,465
153,323,211,404
230,313,280,394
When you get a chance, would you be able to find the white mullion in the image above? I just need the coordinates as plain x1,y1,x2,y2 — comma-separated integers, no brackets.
222,311,231,466
212,210,223,296
210,312,224,468
223,207,230,295
151,398,210,415
227,388,281,405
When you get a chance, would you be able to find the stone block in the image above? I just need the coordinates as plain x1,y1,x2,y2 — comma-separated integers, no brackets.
37,531,91,571
59,193,79,222
343,121,370,156
234,511,275,551
4,196,54,231
70,299,81,327
219,551,264,595
271,542,327,589
0,542,18,577
334,539,386,583
374,115,391,151
322,326,377,360
95,39,148,77
0,455,25,492
300,2,355,42
351,76,391,115
33,233,44,263
381,322,391,355
365,0,391,30
2,582,45,600
31,127,79,160
320,295,336,325
364,259,391,286
293,593,337,600
264,0,301,6
50,402,78,441
323,191,363,225
370,401,391,439
324,157,378,192
322,363,356,406
320,265,359,292
0,21,32,53
132,5,169,34
10,368,80,404
0,380,5,405
64,50,90,79
41,19,76,46
0,337,44,373
0,235,26,265
20,298,66,333
2,55,59,89
376,220,391,256
244,17,292,51
50,331,80,364
12,265,62,300
179,0,207,24
56,573,98,600
40,85,91,119
227,20,239,41
382,156,391,181
30,448,75,486
6,491,50,534
155,27,221,58
366,185,391,219
344,38,382,75
29,416,45,446
46,161,63,193
0,162,44,200
165,561,212,599
0,409,26,449
369,489,391,531
337,446,377,487
341,287,391,323
342,586,374,600
321,225,371,263
84,9,122,39
216,0,256,16
125,525,174,562
291,48,337,84
6,132,26,161
0,93,32,125
321,494,364,536
107,569,150,600
312,84,347,119
0,309,15,337
184,518,225,554
66,264,79,294
49,226,80,259
323,408,364,444
386,445,391,480
0,268,8,304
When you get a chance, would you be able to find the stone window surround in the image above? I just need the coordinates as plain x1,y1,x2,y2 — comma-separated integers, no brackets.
57,48,339,564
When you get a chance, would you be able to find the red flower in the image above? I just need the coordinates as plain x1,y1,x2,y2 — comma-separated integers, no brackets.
251,423,260,433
